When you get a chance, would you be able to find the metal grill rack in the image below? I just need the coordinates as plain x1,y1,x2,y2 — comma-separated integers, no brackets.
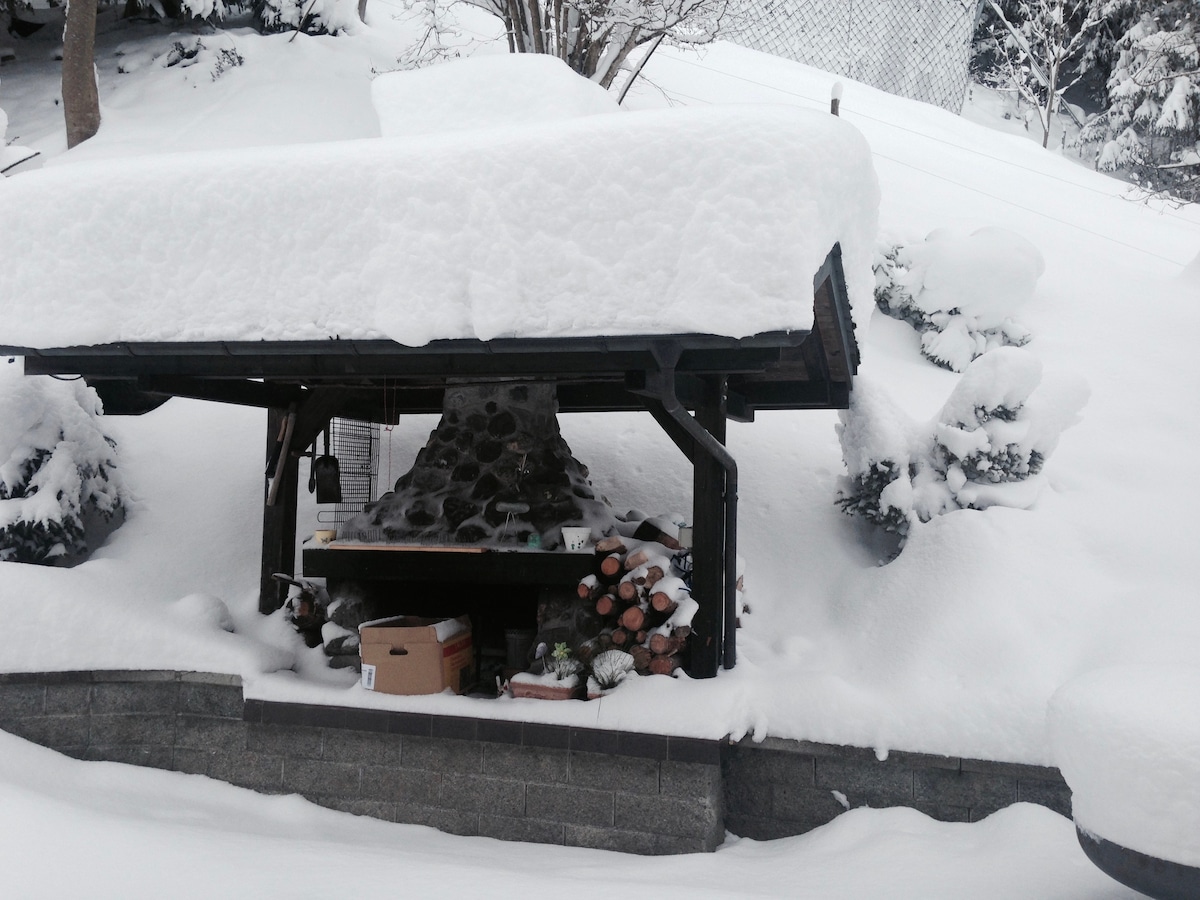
317,417,378,525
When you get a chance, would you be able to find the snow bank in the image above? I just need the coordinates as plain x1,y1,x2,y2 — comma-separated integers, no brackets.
0,727,1130,899
371,54,620,139
0,94,878,349
1048,664,1200,867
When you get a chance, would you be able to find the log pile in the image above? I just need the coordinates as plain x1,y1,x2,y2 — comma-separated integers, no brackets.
576,529,697,680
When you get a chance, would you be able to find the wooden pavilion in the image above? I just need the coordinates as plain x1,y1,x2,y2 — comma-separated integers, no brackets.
2,244,858,679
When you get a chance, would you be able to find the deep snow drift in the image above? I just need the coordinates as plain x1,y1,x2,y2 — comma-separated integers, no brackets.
0,17,1198,770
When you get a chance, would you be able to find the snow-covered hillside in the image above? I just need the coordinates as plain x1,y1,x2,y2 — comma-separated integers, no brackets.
1,13,1198,773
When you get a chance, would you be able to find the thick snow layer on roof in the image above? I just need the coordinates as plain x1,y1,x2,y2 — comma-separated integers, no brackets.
0,99,877,349
371,54,620,138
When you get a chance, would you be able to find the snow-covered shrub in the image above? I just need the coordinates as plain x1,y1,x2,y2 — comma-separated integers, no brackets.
0,365,127,564
837,348,1086,548
874,227,1043,371
254,0,360,35
153,35,244,80
835,381,917,538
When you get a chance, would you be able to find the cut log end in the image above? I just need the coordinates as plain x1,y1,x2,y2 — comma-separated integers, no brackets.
649,655,681,676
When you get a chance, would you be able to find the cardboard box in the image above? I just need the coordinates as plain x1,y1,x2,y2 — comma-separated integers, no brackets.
359,615,474,696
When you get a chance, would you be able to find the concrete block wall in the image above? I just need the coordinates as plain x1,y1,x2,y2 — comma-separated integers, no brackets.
724,736,1072,840
0,671,723,855
1,671,1072,852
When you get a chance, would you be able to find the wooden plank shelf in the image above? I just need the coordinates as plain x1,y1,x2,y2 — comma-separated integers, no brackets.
302,545,596,586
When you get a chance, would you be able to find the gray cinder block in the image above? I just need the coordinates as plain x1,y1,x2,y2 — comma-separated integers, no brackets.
440,772,526,817
90,682,179,715
401,736,483,774
814,756,915,805
283,757,362,798
569,750,659,793
482,743,569,784
526,783,615,827
360,765,442,806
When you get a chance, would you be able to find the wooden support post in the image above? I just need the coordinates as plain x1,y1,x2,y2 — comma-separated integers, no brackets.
688,377,728,679
260,407,300,614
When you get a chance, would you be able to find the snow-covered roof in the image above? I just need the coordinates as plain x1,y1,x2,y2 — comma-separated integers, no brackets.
0,58,878,351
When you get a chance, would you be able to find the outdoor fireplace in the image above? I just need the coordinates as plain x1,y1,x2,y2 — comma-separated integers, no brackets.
302,380,697,685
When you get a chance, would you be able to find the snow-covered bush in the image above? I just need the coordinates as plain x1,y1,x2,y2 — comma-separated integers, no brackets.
835,381,917,537
837,348,1086,547
0,365,127,564
254,0,361,35
154,36,244,80
874,227,1043,371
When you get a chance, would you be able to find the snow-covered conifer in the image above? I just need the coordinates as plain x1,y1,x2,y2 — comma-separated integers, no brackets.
0,367,127,564
1078,0,1199,202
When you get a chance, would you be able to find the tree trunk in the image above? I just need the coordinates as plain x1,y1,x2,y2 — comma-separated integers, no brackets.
62,0,101,149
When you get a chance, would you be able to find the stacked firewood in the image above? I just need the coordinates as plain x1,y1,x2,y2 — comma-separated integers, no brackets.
576,528,697,677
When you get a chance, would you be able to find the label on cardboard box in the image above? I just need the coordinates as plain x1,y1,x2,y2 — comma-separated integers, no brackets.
361,663,377,691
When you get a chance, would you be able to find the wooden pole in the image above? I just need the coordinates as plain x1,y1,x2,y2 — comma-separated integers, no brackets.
260,407,300,613
688,377,728,678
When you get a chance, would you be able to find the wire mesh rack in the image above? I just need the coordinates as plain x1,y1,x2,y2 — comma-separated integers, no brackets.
317,417,379,525
727,0,981,113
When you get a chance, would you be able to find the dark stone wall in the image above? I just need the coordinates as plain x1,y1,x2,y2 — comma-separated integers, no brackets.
1,671,1071,852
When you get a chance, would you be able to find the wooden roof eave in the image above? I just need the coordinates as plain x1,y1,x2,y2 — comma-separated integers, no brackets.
7,245,859,422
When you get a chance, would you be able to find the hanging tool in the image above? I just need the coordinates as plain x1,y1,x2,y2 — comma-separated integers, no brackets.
312,425,343,504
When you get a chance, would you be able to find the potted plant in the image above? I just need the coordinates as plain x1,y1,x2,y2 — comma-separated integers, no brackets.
509,642,584,700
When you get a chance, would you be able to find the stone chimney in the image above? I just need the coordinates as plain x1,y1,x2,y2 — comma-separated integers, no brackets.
341,382,618,546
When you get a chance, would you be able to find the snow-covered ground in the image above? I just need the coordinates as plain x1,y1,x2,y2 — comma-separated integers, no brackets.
0,727,1140,899
0,8,1197,892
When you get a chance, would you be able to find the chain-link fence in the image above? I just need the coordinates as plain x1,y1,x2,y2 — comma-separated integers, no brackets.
728,0,982,113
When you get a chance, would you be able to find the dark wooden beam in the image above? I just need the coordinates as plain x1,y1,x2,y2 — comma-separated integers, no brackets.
260,408,300,613
88,379,171,415
138,375,303,410
625,371,753,422
688,377,728,678
645,399,697,464
812,243,859,382
15,333,802,382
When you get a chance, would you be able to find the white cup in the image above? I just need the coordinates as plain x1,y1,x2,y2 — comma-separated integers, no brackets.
561,527,591,551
